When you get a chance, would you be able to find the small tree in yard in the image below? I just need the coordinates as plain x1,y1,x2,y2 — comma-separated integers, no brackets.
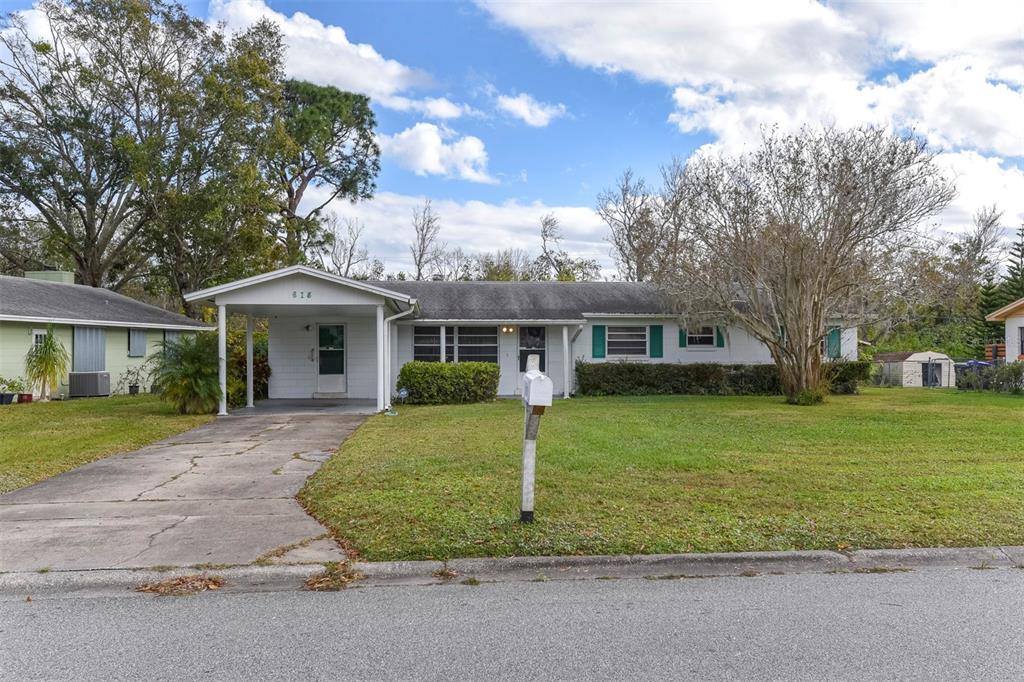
152,333,221,414
24,324,69,400
657,126,955,404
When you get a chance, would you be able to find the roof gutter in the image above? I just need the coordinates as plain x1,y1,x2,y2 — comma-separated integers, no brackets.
383,300,418,411
0,314,212,331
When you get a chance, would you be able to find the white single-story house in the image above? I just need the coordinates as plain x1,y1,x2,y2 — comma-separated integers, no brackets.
184,266,859,415
0,271,211,397
874,351,954,388
985,297,1024,362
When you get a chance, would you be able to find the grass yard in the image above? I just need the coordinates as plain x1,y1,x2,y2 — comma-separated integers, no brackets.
0,395,212,494
300,388,1024,561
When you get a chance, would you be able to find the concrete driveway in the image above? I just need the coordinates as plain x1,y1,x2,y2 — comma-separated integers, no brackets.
0,412,365,573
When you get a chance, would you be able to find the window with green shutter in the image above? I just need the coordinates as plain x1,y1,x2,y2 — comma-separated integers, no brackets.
592,325,606,358
826,326,841,359
715,327,726,348
678,328,687,348
649,325,663,358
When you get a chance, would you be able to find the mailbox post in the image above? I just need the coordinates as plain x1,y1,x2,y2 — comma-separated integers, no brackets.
520,354,552,523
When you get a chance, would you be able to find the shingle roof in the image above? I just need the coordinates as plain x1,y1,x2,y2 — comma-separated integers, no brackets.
0,275,210,329
375,280,672,320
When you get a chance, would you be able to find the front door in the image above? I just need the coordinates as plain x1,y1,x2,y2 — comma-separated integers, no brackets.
317,324,346,394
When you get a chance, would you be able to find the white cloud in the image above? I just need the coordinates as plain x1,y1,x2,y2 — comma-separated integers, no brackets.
480,0,1024,225
495,92,568,127
933,151,1024,236
209,0,471,118
304,190,611,275
377,123,496,184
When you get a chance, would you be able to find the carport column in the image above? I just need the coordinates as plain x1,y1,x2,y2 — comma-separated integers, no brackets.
376,304,385,412
562,325,571,398
217,304,228,416
245,314,254,408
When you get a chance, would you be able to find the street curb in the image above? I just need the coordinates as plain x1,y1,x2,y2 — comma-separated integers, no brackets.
3,546,1021,599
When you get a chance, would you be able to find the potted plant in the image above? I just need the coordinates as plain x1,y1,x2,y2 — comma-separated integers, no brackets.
3,376,32,403
116,361,153,396
24,325,70,401
0,376,14,405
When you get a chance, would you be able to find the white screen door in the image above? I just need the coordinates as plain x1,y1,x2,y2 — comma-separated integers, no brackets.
317,324,346,393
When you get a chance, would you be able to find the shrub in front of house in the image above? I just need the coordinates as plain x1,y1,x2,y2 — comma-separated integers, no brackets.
152,332,221,414
824,360,872,394
575,361,781,396
397,361,500,404
960,363,1024,394
227,330,271,408
575,360,871,397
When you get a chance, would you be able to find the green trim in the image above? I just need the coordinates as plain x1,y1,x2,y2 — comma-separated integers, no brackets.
678,328,687,348
715,327,725,348
826,326,841,359
649,325,663,358
592,325,606,359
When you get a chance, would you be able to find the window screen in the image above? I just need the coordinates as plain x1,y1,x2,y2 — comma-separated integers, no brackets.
607,326,647,356
128,328,147,357
687,326,715,347
455,326,498,363
73,326,106,372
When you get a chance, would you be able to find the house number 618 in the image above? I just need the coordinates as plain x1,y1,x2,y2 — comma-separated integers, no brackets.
292,290,313,299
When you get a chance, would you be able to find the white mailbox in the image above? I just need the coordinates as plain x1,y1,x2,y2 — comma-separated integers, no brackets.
522,368,553,407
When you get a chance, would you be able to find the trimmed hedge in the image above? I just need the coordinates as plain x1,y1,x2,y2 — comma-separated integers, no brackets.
575,360,872,397
397,361,500,404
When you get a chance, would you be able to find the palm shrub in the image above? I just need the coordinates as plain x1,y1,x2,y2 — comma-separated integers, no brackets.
24,324,70,400
152,332,221,414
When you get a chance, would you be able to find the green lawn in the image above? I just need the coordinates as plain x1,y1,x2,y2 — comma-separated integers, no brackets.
0,396,211,494
300,388,1024,561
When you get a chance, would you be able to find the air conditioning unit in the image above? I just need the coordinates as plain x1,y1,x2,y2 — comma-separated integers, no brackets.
68,372,111,398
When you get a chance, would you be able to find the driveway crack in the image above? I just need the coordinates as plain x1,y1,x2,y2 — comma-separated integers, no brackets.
118,516,190,565
132,456,201,500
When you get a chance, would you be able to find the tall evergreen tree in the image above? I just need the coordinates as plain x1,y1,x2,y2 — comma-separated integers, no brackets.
999,225,1024,306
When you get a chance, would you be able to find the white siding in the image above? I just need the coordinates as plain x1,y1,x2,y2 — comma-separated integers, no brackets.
268,314,379,399
1005,316,1024,361
576,318,777,366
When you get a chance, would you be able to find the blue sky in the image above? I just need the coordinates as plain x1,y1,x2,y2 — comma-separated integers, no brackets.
7,0,1024,275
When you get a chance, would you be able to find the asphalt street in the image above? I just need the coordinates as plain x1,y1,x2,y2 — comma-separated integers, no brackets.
2,566,1021,681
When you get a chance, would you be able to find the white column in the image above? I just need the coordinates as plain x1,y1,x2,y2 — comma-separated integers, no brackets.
439,325,446,362
245,314,254,408
375,304,385,412
217,304,228,416
562,325,571,399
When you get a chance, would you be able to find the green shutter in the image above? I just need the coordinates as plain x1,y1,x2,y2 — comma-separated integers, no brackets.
649,325,663,358
826,326,841,359
678,328,688,348
592,325,606,359
715,326,725,348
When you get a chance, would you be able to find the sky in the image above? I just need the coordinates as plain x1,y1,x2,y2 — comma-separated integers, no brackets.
7,0,1024,275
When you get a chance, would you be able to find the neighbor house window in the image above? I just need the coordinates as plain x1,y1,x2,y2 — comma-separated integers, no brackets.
607,326,647,356
128,328,147,358
72,326,106,372
413,326,497,363
1019,327,1024,357
686,326,716,347
32,328,47,349
519,326,546,371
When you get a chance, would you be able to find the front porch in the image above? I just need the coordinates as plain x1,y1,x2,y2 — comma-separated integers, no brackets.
184,266,418,416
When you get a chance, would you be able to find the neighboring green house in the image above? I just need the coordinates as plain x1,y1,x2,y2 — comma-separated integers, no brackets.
0,271,211,398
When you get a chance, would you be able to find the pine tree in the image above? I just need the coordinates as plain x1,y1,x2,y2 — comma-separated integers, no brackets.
974,276,1005,357
999,225,1024,306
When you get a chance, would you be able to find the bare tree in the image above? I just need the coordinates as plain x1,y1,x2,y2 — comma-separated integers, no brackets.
409,199,442,281
433,246,474,281
658,126,955,403
321,213,370,277
536,213,600,281
597,170,665,281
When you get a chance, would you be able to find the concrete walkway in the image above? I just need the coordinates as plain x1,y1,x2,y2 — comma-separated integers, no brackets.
0,413,365,572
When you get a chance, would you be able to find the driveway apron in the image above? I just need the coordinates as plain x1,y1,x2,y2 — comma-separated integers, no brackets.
0,413,363,572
